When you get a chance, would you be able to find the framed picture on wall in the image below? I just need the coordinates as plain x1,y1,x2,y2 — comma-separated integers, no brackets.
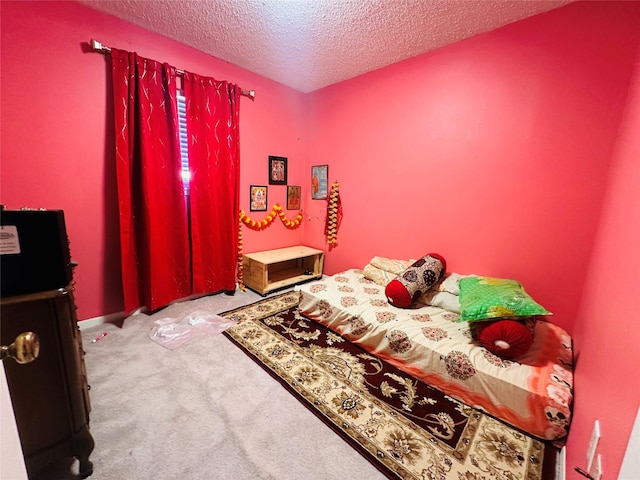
287,186,301,210
268,156,287,185
311,164,328,200
249,185,268,211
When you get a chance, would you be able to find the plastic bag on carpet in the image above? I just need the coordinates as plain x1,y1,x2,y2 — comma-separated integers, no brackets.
184,310,237,336
149,311,236,350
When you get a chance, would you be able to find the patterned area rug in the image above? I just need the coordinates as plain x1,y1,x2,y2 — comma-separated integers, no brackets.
222,292,545,480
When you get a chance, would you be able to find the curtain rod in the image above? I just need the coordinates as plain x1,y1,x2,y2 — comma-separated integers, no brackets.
90,39,256,101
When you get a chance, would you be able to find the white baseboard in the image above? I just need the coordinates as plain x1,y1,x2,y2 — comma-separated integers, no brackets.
555,446,566,480
78,311,126,331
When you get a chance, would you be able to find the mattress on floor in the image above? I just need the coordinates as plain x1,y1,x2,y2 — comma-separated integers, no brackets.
297,269,573,443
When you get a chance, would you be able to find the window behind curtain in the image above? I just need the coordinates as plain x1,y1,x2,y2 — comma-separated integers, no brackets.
176,90,190,195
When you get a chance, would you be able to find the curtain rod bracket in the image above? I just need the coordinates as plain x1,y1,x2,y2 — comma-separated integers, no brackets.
90,38,110,53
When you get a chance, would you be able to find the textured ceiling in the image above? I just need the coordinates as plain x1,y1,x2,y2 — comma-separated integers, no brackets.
80,0,574,93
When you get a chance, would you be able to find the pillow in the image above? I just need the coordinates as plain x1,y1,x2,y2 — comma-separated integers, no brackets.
417,290,461,313
363,263,396,287
475,319,533,359
385,253,446,308
458,276,551,322
369,256,412,275
436,272,466,295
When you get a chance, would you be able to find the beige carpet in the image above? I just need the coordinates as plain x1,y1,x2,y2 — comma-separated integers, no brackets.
33,286,385,480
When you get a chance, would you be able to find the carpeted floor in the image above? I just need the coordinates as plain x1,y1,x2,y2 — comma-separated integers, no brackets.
33,286,386,480
30,286,553,480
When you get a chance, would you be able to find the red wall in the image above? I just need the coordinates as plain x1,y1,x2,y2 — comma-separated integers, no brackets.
0,0,308,321
569,47,640,479
305,2,640,336
2,1,640,478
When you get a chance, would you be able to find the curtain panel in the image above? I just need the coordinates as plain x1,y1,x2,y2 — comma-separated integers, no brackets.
109,49,242,313
110,48,191,313
183,73,241,294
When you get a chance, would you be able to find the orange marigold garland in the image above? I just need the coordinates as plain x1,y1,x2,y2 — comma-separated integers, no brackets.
325,181,342,249
237,225,245,290
239,204,303,230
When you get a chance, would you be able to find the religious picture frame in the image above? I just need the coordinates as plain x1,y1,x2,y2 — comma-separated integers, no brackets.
268,156,288,185
311,164,328,200
249,185,268,211
287,185,301,210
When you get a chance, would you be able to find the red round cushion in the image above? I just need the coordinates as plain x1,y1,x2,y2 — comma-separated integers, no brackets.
475,319,533,359
384,278,414,307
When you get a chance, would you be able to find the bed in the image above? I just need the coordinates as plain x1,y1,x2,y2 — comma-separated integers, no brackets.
297,265,573,444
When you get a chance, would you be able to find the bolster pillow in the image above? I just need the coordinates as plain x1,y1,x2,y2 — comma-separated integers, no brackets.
385,253,446,308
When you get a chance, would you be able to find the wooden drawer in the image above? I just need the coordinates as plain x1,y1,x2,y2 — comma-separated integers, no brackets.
1,288,94,478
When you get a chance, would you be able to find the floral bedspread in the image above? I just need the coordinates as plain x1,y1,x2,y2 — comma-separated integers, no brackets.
297,269,573,443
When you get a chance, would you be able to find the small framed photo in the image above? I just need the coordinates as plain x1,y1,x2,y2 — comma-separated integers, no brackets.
249,185,268,211
311,164,328,200
287,186,301,210
268,156,287,185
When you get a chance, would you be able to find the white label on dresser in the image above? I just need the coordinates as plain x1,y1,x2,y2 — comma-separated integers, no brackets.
0,226,21,254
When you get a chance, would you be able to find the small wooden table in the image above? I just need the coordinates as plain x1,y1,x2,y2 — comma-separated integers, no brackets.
242,245,324,295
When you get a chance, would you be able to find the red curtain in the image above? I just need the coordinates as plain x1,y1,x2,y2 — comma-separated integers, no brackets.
182,73,241,294
110,48,191,313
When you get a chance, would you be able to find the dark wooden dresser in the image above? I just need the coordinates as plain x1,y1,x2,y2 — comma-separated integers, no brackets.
1,209,94,478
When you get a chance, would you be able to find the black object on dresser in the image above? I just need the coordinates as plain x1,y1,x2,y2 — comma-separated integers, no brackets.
1,209,94,478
